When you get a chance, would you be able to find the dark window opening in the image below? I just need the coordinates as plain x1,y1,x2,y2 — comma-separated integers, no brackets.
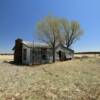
58,51,66,61
41,48,47,60
58,51,62,61
42,54,47,60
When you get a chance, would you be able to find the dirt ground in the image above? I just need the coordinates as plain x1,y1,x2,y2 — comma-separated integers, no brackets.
0,57,100,100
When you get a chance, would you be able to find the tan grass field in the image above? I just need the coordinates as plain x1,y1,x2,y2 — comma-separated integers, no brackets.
0,57,100,100
74,54,100,58
0,55,13,62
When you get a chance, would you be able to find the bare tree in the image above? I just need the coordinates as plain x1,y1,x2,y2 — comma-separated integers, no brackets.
60,19,83,49
37,16,60,62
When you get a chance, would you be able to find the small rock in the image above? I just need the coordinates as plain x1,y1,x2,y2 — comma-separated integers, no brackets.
14,93,22,100
11,97,15,100
15,93,20,97
45,91,57,99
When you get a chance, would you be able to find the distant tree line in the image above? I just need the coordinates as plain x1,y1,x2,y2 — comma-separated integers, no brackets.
36,16,83,62
75,52,100,54
0,53,13,55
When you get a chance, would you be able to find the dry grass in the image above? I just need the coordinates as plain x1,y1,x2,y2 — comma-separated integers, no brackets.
0,55,13,62
0,58,100,100
74,54,100,58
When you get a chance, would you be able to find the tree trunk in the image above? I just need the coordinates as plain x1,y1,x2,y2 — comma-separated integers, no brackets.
52,45,56,63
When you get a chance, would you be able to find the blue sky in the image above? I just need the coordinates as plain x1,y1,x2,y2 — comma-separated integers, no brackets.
0,0,100,53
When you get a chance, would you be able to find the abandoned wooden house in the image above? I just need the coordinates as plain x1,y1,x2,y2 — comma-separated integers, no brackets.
13,38,74,65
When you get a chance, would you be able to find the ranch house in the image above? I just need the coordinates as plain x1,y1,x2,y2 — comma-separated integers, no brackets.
13,39,74,65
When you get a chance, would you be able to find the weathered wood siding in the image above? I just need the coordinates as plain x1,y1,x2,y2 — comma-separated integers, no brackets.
14,39,22,64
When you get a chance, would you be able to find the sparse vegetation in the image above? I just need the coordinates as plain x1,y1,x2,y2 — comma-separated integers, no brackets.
0,57,100,100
